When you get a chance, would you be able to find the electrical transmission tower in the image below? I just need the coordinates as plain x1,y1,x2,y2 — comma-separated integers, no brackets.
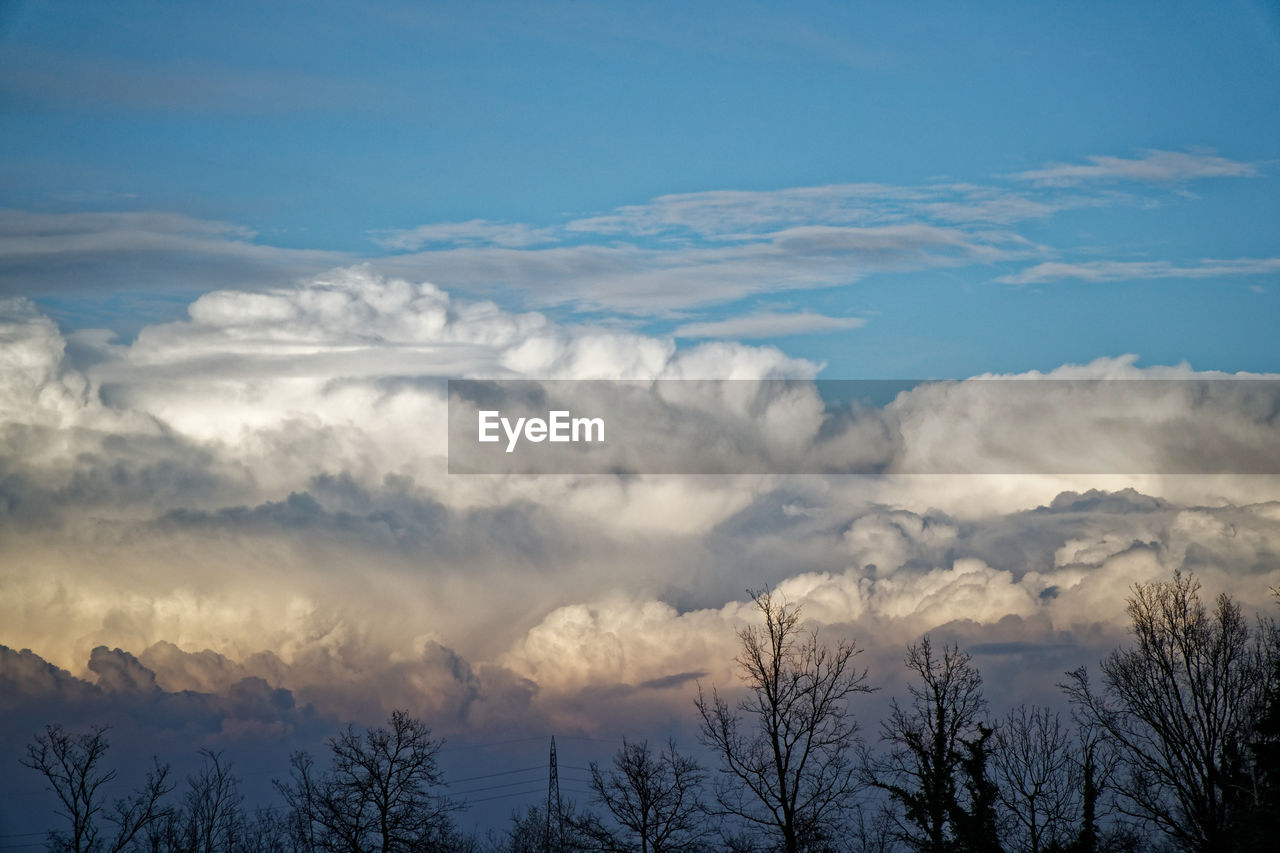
545,736,562,853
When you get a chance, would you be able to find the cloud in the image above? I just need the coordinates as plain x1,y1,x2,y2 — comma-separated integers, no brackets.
997,257,1280,284
1013,149,1258,186
1,637,539,745
564,182,1079,237
0,643,316,742
2,272,1279,743
673,310,865,339
0,269,827,685
377,223,1020,312
495,488,1280,714
0,210,346,295
369,220,559,250
0,190,1029,310
4,148,1253,313
565,184,917,236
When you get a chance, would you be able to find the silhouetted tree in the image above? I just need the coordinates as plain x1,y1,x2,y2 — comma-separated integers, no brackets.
1237,597,1280,852
240,807,294,853
864,637,986,853
277,710,456,853
500,803,594,853
951,723,1003,853
21,724,173,853
1063,571,1268,852
696,588,873,853
142,750,250,853
1065,725,1132,853
183,750,245,853
993,705,1079,853
581,738,709,853
848,803,898,853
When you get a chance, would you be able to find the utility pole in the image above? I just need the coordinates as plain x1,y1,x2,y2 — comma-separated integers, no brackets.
545,736,562,853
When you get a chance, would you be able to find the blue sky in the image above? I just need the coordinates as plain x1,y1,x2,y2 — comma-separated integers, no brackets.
2,1,1278,376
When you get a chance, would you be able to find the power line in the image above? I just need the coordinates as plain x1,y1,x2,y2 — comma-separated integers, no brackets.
448,765,543,785
454,777,552,797
465,787,545,805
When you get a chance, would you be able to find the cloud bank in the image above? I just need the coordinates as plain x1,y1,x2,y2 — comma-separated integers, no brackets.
1,267,1278,748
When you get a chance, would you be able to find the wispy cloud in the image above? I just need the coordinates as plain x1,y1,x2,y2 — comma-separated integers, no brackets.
3,148,1264,313
563,182,1080,238
565,183,917,237
0,210,346,295
369,220,559,250
998,257,1280,285
673,310,866,339
1013,149,1258,186
376,223,1021,312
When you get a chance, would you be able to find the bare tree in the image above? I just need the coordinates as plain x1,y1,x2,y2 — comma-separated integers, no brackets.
864,637,987,853
500,803,595,853
277,709,457,853
1063,571,1268,852
848,803,898,853
141,750,245,853
696,587,874,853
992,705,1079,853
182,750,245,853
1239,603,1280,851
582,738,709,853
241,807,294,853
21,724,173,853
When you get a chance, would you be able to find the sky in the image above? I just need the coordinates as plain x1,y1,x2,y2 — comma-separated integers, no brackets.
1,0,1280,839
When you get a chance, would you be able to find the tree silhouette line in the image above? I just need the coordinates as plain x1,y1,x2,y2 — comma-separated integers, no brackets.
19,571,1280,853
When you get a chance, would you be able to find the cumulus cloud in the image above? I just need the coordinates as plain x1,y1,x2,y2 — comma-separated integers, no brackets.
496,487,1280,719
883,365,1280,475
0,643,313,742
0,269,824,704
2,269,1278,744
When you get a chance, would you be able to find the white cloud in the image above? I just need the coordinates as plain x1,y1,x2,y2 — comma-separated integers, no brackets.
3,149,1251,310
369,219,558,250
1013,149,1257,186
997,257,1280,285
564,182,1086,237
565,183,917,236
2,273,1279,738
0,209,342,264
376,223,1021,312
673,310,865,339
0,210,346,295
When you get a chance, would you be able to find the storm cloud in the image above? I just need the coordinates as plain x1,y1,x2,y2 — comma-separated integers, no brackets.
1,268,1278,751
